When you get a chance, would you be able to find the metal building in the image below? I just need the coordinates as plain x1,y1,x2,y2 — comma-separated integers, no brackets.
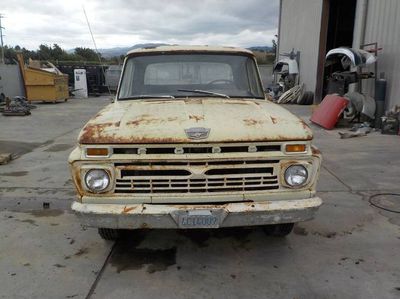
278,0,400,110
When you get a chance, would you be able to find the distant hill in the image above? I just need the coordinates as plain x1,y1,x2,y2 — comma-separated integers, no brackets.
247,46,274,52
98,43,169,57
68,44,274,57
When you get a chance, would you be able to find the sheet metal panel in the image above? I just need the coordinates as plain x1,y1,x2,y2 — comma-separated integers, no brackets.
0,64,25,98
278,0,323,93
362,0,400,109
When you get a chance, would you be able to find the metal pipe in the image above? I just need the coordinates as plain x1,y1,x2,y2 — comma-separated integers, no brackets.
0,14,4,64
360,0,369,46
354,0,369,92
275,0,283,84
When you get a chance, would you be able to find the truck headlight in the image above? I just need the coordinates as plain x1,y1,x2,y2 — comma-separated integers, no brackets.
284,165,308,187
84,169,110,193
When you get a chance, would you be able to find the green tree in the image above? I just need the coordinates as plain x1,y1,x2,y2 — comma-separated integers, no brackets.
4,45,17,63
272,39,277,55
38,44,52,60
51,43,65,60
74,47,100,61
2,44,122,64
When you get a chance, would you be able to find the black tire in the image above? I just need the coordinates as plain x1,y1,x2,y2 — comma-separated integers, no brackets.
263,223,294,237
98,228,121,240
306,92,314,105
298,91,314,105
297,92,307,105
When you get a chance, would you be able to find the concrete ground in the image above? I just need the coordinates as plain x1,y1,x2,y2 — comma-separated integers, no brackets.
0,97,399,299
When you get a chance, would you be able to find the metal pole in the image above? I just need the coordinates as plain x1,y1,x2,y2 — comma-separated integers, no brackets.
0,14,4,64
82,5,111,95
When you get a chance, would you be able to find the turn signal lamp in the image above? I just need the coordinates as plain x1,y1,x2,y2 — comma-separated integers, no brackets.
285,144,306,153
86,148,109,157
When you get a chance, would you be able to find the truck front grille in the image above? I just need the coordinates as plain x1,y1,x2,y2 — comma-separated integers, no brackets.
114,159,280,194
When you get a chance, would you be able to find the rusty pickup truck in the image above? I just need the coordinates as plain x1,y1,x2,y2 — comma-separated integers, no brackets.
69,45,322,240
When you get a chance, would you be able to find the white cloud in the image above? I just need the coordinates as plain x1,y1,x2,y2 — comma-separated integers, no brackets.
1,0,279,49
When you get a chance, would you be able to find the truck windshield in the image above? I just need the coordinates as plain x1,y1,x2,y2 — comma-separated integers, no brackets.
118,54,265,100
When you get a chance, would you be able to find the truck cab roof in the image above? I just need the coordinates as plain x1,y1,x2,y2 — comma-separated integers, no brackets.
126,45,254,56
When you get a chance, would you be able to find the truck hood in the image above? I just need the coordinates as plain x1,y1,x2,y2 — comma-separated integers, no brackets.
78,98,312,144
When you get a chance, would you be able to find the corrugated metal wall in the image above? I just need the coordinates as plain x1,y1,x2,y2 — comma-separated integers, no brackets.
278,0,323,93
0,64,25,98
361,0,400,109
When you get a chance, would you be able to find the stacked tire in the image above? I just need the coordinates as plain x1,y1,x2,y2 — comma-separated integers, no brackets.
297,91,314,105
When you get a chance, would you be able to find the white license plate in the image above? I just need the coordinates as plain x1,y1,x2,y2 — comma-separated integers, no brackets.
178,210,220,228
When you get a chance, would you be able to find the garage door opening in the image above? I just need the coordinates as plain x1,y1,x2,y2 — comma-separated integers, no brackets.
315,0,357,102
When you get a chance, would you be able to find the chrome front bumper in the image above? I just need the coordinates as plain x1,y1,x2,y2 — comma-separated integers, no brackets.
72,197,322,229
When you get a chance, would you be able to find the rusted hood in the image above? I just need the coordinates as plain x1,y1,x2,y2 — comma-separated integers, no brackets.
78,98,313,144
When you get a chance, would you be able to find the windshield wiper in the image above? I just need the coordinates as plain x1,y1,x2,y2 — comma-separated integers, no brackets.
119,95,175,100
177,89,230,98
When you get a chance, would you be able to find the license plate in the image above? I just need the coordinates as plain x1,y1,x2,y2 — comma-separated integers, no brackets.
178,210,220,228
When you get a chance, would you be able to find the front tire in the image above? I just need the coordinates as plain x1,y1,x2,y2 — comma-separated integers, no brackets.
98,228,121,240
263,223,294,237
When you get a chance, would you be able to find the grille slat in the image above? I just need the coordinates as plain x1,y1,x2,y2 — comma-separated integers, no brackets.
119,174,278,180
117,177,278,184
113,145,281,155
114,160,280,167
114,185,279,194
126,185,278,191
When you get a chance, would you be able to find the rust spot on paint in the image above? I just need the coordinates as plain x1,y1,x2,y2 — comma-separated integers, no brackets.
122,206,135,214
270,116,278,124
243,201,258,212
228,101,248,105
298,120,313,140
119,136,186,144
311,146,321,155
140,223,149,229
243,119,257,126
72,164,84,198
79,122,119,144
243,119,263,126
127,114,159,126
127,115,179,127
299,120,310,130
142,100,168,104
189,115,204,122
78,118,314,144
